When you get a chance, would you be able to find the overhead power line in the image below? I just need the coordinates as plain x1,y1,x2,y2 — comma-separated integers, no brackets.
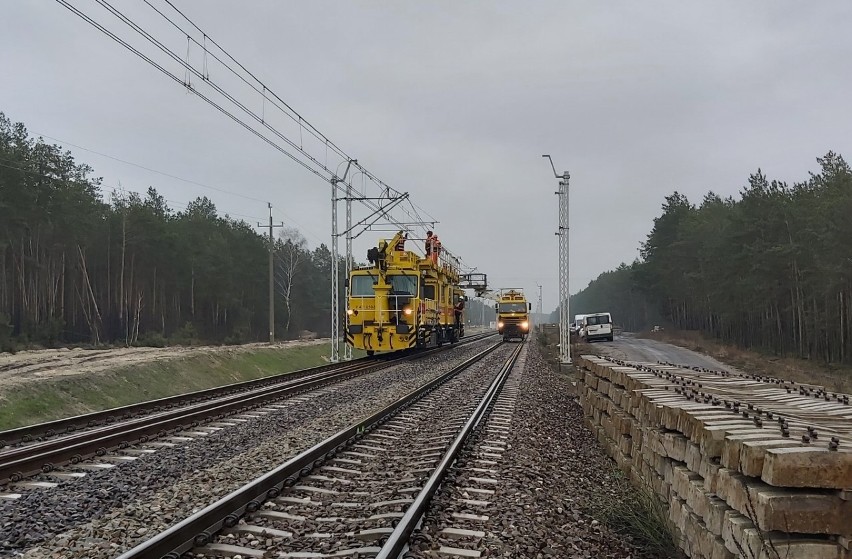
30,131,328,244
53,0,478,359
0,156,266,222
57,0,439,239
148,0,441,239
55,0,330,184
33,131,270,204
153,0,440,229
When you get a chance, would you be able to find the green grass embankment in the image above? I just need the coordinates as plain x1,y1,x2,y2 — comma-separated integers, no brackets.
0,344,358,431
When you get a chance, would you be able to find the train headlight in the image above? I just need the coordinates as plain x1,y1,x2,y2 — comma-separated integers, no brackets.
497,321,504,328
521,321,529,329
346,309,354,315
403,306,413,316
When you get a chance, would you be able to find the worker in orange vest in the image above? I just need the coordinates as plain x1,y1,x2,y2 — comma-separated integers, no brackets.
454,297,465,327
431,236,441,265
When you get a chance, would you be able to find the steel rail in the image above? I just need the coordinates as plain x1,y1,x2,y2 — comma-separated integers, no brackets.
376,341,524,558
0,332,496,484
114,340,505,559
0,356,367,448
0,362,366,483
0,331,494,448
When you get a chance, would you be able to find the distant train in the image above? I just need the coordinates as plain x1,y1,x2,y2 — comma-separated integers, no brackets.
495,289,530,342
345,231,486,356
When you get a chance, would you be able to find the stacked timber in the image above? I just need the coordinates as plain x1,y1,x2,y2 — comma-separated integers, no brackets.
576,354,852,559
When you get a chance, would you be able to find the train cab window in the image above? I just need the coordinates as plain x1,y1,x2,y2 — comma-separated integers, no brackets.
350,275,376,297
389,274,417,296
423,284,436,300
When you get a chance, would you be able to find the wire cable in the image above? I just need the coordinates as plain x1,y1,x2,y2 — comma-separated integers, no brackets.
30,131,328,241
33,130,270,204
54,0,467,265
146,1,441,228
54,0,330,184
0,157,266,222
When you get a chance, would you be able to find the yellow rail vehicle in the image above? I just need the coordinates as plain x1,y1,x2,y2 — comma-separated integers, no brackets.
346,232,468,356
496,288,531,342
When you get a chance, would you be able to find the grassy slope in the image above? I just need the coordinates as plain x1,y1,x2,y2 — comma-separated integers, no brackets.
0,344,361,431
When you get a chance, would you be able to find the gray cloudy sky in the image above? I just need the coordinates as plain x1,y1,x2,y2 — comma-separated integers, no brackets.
3,1,851,313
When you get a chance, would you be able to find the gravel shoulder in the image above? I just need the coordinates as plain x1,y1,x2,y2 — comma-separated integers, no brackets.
411,342,645,559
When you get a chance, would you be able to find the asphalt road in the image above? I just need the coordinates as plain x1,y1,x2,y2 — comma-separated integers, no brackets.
587,333,742,373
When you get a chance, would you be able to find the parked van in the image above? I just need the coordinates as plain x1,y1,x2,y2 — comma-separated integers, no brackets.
571,314,586,334
581,312,613,342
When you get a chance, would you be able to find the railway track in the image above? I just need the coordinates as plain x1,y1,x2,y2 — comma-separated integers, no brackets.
399,350,524,558
0,333,495,489
111,340,524,559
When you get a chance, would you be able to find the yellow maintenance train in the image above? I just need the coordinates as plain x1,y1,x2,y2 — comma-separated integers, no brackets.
346,231,485,355
496,288,531,341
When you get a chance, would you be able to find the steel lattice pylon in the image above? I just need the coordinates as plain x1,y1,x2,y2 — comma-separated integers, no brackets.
536,284,543,333
343,183,353,361
330,179,340,362
557,173,571,364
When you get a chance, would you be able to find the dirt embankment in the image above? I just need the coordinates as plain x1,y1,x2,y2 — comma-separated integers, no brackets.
0,340,338,431
0,339,328,392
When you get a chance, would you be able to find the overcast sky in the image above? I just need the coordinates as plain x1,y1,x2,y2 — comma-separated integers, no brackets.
3,1,851,313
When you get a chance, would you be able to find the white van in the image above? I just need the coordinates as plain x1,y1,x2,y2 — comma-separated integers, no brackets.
571,314,586,334
581,312,613,342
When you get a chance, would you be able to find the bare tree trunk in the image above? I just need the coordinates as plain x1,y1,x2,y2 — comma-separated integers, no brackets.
119,209,126,336
17,239,28,319
132,290,142,344
0,243,7,311
125,252,136,346
106,221,111,318
190,265,195,317
276,237,304,338
151,266,157,331
838,290,844,363
77,244,102,344
60,252,65,325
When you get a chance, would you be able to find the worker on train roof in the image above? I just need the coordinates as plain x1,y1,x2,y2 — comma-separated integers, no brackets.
431,235,441,265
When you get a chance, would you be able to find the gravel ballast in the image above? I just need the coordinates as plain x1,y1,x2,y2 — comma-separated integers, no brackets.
1,338,496,558
408,342,646,559
195,343,516,559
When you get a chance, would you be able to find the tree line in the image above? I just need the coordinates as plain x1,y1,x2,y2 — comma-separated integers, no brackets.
560,152,852,365
0,112,344,350
559,262,663,332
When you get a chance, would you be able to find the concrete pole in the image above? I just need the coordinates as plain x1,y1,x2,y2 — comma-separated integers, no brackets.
259,203,282,344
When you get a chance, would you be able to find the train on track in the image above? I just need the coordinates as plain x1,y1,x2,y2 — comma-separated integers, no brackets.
346,231,486,356
495,288,531,341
